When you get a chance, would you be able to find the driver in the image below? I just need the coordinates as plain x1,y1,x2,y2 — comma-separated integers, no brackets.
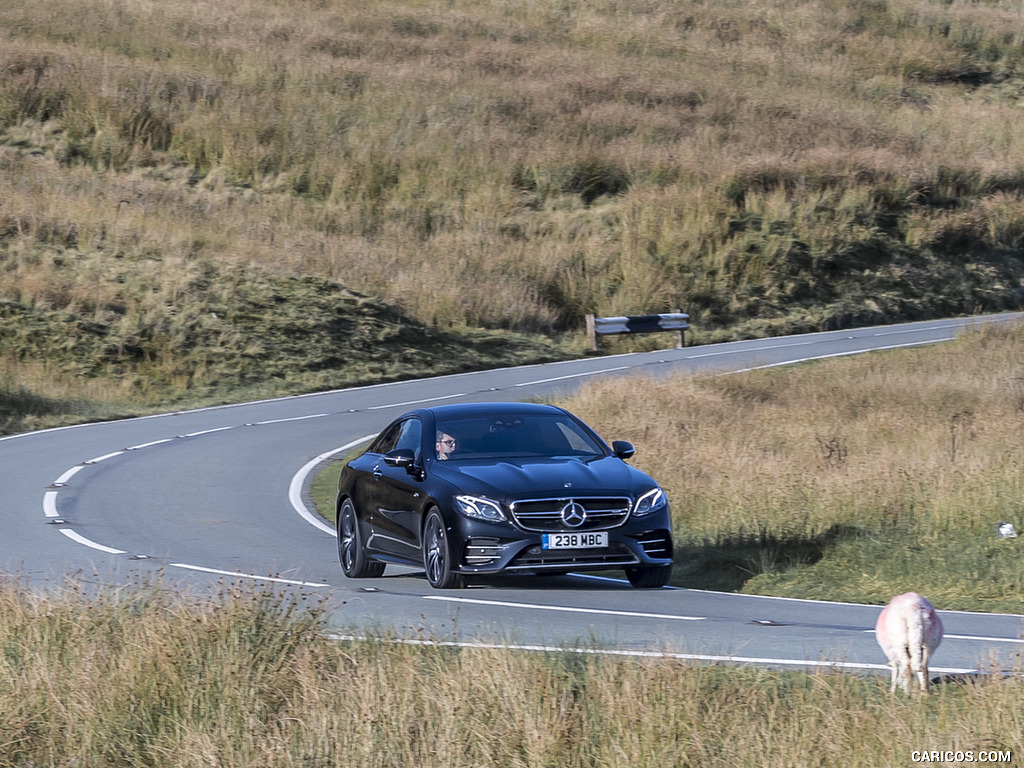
435,430,457,460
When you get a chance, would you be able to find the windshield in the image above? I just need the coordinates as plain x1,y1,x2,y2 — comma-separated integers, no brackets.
434,413,606,460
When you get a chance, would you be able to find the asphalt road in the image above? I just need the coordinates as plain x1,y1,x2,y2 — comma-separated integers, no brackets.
3,314,1024,677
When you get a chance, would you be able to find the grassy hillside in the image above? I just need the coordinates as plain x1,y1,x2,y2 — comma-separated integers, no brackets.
0,259,568,433
4,0,1024,432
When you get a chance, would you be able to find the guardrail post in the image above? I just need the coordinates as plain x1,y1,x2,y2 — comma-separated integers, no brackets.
673,308,685,349
586,313,599,351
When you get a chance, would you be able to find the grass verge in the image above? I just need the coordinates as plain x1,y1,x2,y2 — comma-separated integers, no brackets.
1,576,1020,767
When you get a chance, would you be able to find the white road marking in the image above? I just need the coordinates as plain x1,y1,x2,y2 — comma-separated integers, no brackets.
288,434,377,535
514,366,631,387
43,491,59,518
423,595,704,621
326,634,980,674
85,451,124,464
865,629,1024,644
725,338,954,375
53,465,84,485
127,438,174,450
368,393,467,410
684,341,815,359
873,322,961,336
181,426,235,437
253,414,328,425
169,563,328,588
58,529,126,554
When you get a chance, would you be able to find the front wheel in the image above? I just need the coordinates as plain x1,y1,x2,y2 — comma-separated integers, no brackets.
625,564,672,588
422,509,464,589
337,499,385,578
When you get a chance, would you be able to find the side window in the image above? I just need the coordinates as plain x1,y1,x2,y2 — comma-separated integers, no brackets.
368,422,402,455
394,418,423,460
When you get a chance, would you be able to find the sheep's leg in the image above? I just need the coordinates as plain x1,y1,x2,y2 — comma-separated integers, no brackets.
897,647,912,694
917,646,931,694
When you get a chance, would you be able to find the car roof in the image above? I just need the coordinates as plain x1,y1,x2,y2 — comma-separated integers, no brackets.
412,402,568,420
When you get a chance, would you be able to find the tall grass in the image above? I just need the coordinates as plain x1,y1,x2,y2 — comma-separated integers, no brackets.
1,576,1021,767
564,319,1024,609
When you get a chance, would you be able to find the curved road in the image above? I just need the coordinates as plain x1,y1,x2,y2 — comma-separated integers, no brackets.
3,315,1024,677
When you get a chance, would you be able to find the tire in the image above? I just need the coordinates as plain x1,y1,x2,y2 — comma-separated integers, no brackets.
422,509,464,589
625,564,672,588
337,498,385,578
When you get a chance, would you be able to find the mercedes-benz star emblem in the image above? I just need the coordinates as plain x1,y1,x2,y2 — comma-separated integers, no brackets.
560,501,587,528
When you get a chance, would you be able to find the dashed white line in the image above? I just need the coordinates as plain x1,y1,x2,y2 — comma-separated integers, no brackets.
85,451,125,464
127,438,174,450
58,529,126,554
684,341,815,359
873,323,961,336
253,413,328,425
181,426,236,438
368,393,467,410
43,491,60,518
423,595,704,622
169,563,328,588
54,465,85,485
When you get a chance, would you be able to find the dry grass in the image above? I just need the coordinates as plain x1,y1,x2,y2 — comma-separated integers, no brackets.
1,575,1021,767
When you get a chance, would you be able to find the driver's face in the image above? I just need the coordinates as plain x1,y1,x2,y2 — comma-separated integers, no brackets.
436,433,456,459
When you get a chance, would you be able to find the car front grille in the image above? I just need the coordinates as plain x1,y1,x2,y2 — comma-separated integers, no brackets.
508,497,631,532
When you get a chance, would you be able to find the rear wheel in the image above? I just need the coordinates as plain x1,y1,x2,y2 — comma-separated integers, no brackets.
423,509,464,589
625,564,672,588
337,499,385,578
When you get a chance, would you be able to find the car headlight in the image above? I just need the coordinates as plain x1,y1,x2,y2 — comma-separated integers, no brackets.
455,495,506,522
633,487,666,517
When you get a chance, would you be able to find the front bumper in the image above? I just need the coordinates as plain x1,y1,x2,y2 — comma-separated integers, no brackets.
450,510,673,575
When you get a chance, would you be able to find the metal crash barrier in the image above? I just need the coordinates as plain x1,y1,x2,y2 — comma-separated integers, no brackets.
585,311,690,351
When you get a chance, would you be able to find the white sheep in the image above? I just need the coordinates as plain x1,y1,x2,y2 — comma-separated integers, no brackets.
875,592,944,694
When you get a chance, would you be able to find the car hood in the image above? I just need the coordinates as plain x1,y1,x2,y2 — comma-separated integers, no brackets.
431,456,650,501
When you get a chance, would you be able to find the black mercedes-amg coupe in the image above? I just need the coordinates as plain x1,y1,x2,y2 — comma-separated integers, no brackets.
336,402,673,588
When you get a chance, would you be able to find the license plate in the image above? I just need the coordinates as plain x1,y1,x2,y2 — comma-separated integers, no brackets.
542,532,609,549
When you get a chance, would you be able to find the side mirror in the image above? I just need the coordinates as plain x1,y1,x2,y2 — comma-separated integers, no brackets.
612,440,635,460
383,448,416,468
